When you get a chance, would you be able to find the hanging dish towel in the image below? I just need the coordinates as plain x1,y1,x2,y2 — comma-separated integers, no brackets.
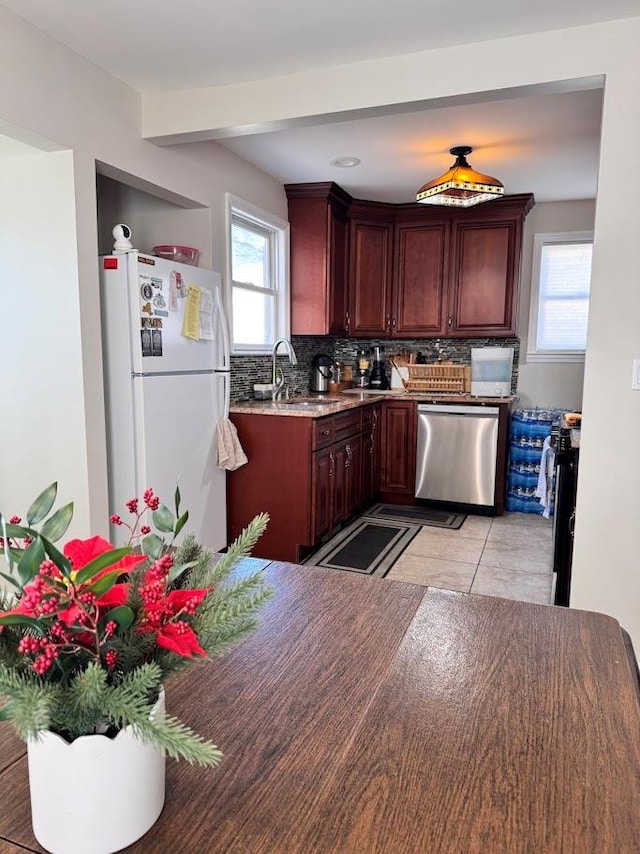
535,435,555,518
216,418,248,471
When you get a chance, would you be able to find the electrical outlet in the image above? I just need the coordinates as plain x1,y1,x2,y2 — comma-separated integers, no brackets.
632,360,640,390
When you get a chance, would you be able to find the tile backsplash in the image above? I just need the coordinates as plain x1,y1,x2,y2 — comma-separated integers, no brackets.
230,336,520,401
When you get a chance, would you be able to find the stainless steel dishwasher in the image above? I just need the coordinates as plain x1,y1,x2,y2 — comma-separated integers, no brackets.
415,404,500,506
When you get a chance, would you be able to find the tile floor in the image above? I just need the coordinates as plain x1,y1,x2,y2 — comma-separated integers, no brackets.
386,512,554,605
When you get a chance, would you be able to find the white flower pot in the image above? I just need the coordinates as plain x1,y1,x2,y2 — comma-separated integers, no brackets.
27,689,166,854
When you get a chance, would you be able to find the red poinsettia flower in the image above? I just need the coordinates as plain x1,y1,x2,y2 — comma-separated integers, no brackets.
155,621,206,657
64,536,147,578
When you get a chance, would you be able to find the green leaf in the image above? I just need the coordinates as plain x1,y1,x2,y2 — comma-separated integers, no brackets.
5,523,37,540
141,533,164,561
101,605,134,632
174,484,181,517
0,706,11,721
152,504,174,533
17,537,46,585
168,559,198,583
86,569,122,598
174,510,189,538
74,546,132,586
26,483,57,526
41,538,72,578
0,613,42,629
40,502,74,542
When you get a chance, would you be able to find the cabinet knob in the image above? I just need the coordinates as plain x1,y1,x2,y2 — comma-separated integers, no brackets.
345,311,350,333
345,444,352,468
329,452,335,477
391,317,397,329
448,314,453,328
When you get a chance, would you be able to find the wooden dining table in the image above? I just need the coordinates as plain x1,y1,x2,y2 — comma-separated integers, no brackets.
0,561,639,853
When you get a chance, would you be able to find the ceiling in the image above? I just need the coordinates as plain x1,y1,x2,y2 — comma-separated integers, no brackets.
2,0,617,202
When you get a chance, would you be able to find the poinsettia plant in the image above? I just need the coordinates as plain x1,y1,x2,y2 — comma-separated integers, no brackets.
0,483,270,765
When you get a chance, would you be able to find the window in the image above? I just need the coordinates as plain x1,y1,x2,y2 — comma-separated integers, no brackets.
528,231,593,362
226,194,289,354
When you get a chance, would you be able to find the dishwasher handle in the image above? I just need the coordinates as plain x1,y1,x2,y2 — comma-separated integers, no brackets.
417,404,500,417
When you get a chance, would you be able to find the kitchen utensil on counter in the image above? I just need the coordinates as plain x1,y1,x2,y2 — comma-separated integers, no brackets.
310,354,333,392
367,346,389,390
356,348,371,388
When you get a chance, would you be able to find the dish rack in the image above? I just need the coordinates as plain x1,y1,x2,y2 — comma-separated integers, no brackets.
402,362,471,393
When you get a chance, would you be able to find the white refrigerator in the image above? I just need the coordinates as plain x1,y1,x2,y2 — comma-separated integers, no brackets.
99,251,230,550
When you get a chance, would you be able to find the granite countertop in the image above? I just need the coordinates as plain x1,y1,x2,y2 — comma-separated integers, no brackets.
229,391,517,418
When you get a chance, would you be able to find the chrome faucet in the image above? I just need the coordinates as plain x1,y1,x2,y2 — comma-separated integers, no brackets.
272,338,298,400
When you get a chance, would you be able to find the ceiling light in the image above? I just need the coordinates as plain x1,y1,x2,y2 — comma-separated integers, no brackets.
330,156,361,168
416,146,504,207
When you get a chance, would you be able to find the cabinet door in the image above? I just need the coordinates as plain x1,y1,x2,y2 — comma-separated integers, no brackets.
344,434,362,519
312,445,333,542
361,405,381,507
328,204,349,335
393,222,448,337
349,218,393,337
380,401,417,496
286,183,350,336
332,441,349,526
449,220,519,336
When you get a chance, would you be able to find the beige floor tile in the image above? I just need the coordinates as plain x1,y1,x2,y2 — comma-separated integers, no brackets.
480,540,551,575
471,565,552,605
387,553,476,592
456,515,492,540
405,528,485,563
487,522,552,549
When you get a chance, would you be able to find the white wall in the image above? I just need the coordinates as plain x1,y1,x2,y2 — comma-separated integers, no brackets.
0,6,287,538
516,200,595,409
0,148,90,537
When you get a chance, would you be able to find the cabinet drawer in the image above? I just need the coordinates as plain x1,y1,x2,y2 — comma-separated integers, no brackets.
313,417,334,450
333,410,362,442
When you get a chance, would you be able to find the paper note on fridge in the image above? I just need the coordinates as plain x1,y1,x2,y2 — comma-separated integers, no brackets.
182,285,202,341
198,288,215,341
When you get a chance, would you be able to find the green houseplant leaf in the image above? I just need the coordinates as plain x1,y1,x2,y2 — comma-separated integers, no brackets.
152,504,174,533
74,547,132,586
142,533,164,561
40,502,74,542
17,537,46,585
26,483,57,526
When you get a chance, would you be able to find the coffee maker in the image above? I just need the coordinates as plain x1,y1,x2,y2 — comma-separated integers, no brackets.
367,346,389,390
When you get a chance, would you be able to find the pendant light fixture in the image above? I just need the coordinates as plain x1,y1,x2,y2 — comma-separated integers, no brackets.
416,145,504,207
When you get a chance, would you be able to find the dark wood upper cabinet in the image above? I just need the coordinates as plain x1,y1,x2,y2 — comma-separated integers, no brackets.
348,202,394,337
285,182,352,335
447,198,531,336
393,219,449,337
287,186,533,340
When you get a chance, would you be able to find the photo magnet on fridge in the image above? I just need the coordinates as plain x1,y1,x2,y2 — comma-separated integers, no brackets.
141,329,152,357
151,329,163,357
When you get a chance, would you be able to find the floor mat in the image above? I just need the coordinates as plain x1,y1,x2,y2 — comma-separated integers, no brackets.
364,503,466,530
303,517,420,577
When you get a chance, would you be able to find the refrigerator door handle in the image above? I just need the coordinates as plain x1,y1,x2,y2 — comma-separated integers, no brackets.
215,286,231,372
216,371,230,420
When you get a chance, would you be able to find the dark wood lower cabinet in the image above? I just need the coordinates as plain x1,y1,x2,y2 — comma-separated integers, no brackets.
229,408,369,563
379,400,417,501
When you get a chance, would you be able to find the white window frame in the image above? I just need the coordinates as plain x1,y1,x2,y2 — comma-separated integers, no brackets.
527,230,593,363
225,192,290,355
